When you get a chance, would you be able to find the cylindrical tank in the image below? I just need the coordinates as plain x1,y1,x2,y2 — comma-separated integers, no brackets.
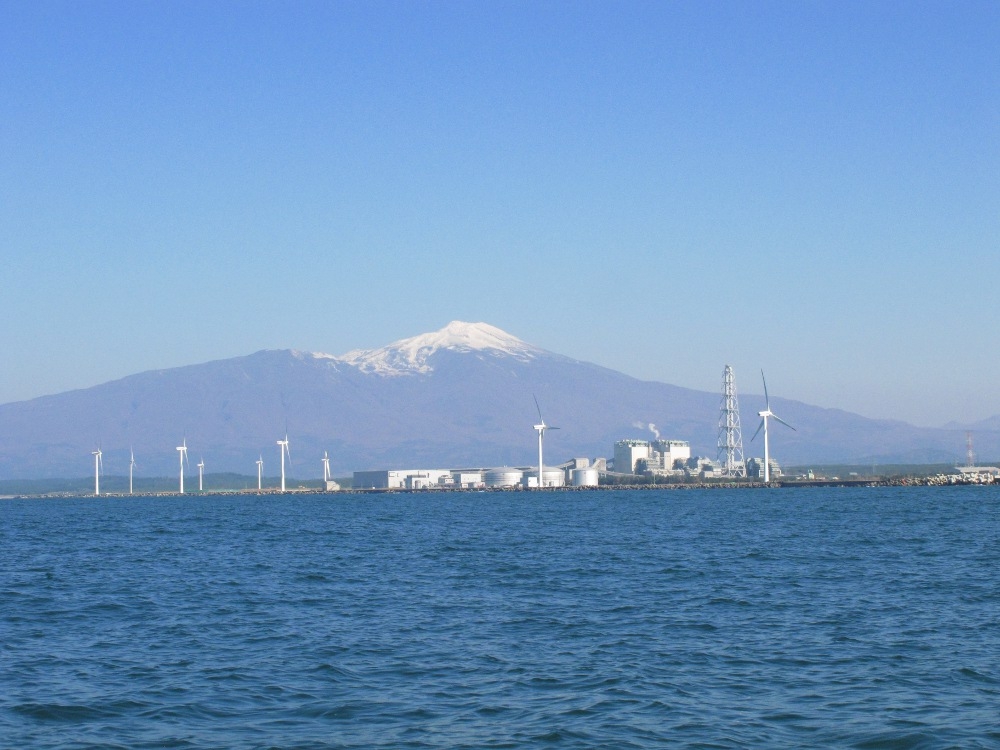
484,467,523,488
523,467,566,488
571,467,599,487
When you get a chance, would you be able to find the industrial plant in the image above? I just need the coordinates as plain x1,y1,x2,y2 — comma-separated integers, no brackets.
350,367,786,489
81,364,793,494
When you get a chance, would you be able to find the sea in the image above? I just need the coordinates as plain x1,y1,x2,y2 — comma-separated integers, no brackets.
2,486,998,749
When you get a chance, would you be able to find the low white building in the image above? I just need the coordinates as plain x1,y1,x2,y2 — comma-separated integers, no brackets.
451,471,484,488
352,469,451,489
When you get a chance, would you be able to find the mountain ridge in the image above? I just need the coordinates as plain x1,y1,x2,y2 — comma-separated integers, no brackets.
0,322,995,479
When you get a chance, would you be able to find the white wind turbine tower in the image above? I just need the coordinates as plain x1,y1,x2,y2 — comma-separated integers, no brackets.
256,455,264,491
92,447,103,496
176,438,189,493
322,451,331,484
277,434,290,492
129,447,136,495
197,458,205,492
533,396,559,489
750,370,796,483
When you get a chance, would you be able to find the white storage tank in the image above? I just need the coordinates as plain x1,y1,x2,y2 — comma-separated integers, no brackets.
523,467,566,488
484,467,523,488
571,467,600,487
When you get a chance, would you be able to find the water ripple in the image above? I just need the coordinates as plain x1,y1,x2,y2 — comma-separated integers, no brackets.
2,487,999,748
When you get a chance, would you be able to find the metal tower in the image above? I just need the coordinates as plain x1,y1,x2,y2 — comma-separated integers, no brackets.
966,431,975,468
717,364,746,477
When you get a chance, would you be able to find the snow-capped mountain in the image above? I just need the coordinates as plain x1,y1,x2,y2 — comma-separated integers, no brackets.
0,322,992,479
335,321,543,375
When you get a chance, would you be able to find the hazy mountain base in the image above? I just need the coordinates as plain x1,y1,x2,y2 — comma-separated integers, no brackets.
1,323,996,479
3,465,989,497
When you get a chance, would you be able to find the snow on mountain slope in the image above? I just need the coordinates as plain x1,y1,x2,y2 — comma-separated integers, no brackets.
335,321,541,375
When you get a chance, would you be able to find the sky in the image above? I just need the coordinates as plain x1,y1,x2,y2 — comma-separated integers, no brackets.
2,1,998,428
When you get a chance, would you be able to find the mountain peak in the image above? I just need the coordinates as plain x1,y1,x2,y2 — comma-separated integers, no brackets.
338,321,540,375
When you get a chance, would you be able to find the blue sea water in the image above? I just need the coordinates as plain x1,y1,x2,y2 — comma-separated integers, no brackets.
2,486,999,749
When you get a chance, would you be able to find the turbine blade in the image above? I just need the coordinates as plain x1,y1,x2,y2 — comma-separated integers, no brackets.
761,369,769,408
750,418,764,443
533,394,542,421
771,413,797,431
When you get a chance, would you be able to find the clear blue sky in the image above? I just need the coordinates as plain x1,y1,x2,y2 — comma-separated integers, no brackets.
2,1,998,427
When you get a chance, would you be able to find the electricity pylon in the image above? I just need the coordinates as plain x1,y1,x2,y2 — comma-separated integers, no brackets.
717,364,746,477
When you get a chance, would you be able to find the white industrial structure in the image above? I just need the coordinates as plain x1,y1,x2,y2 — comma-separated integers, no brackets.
747,457,783,480
197,458,205,491
614,439,648,475
352,457,606,491
523,466,566,488
484,467,524,488
129,448,136,495
750,371,795,483
717,365,746,477
256,455,263,491
353,469,453,489
642,440,692,473
571,466,600,486
452,471,484,488
563,457,600,487
614,439,692,477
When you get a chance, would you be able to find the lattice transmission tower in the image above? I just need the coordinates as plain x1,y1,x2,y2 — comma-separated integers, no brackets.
717,364,746,477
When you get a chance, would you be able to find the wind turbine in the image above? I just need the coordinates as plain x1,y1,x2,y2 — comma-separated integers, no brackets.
92,447,103,496
533,396,559,489
176,438,189,493
277,434,290,492
129,447,136,495
322,451,331,484
197,458,205,492
750,370,796,483
256,455,264,491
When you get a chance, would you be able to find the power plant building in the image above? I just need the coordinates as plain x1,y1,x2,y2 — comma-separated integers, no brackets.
614,440,650,474
615,439,691,476
746,458,782,480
